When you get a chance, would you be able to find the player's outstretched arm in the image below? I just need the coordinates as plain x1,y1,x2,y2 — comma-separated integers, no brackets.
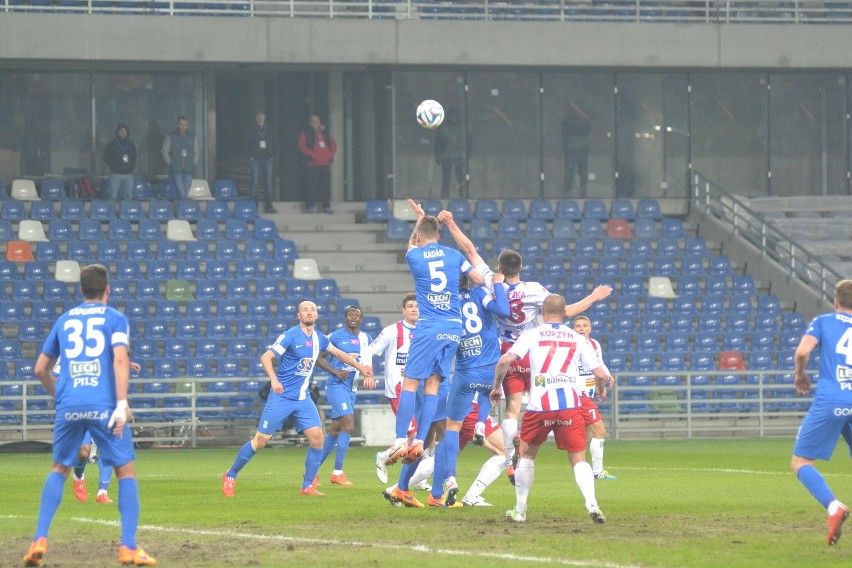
437,210,484,267
315,351,348,381
564,284,613,319
485,273,511,318
329,345,374,380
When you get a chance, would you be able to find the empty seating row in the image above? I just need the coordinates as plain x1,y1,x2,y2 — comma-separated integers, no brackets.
1,178,239,202
367,198,664,223
2,237,299,263
4,217,278,242
0,198,259,222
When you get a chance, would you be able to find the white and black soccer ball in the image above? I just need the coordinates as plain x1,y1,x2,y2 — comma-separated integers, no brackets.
416,99,445,129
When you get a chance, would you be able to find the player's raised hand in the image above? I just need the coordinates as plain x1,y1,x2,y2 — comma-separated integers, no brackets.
437,210,454,225
407,198,425,219
492,271,505,284
591,284,613,301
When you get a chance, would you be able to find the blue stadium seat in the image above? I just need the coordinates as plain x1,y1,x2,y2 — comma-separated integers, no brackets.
749,352,774,370
22,260,51,281
30,300,57,322
124,240,152,261
598,256,621,277
529,199,554,220
65,242,93,263
93,241,120,262
643,297,668,316
610,199,635,220
12,281,38,302
217,357,243,378
555,199,581,220
386,219,410,241
236,319,263,340
544,238,568,258
601,238,624,258
196,219,221,240
636,199,662,220
133,179,154,201
732,275,756,295
205,201,231,221
697,315,722,333
630,218,657,240
701,297,725,316
675,276,699,297
661,217,687,238
110,280,132,301
205,260,231,280
729,294,753,315
496,219,521,239
40,179,67,200
225,218,249,240
416,199,441,217
114,261,141,281
474,199,500,221
135,280,160,301
315,278,340,299
626,240,650,260
196,279,222,300
139,219,165,241
618,276,642,297
152,359,179,379
254,219,277,240
518,238,542,261
545,218,576,241
146,259,172,280
0,221,14,241
652,256,678,277
89,199,116,220
148,199,174,221
213,179,238,200
725,314,750,333
77,218,105,241
245,299,267,318
57,200,86,222
757,295,781,315
0,262,18,282
2,200,27,221
607,333,632,353
47,219,74,241
782,313,805,332
779,331,800,350
186,359,212,378
0,339,23,361
469,218,494,240
664,333,688,352
624,258,650,277
144,318,172,339
242,239,268,260
501,199,527,220
708,255,733,276
0,301,25,322
108,219,134,240
155,299,180,319
754,313,777,331
631,354,656,372
750,331,775,351
197,339,222,359
263,259,288,279
523,218,548,239
163,338,190,359
572,256,596,278
579,218,603,238
119,200,144,221
582,199,608,220
277,299,299,320
217,299,242,319
124,300,150,320
704,274,729,296
635,334,660,353
183,241,210,261
365,200,391,221
175,260,201,280
226,279,250,299
447,199,473,222
185,300,211,320
31,201,57,221
684,237,708,256
235,260,259,280
177,199,202,221
362,316,382,335
681,255,705,276
668,314,693,334
723,332,747,352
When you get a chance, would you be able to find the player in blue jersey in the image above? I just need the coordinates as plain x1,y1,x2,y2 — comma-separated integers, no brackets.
222,300,373,497
314,305,374,486
791,279,852,545
386,199,485,508
24,264,156,567
427,211,511,507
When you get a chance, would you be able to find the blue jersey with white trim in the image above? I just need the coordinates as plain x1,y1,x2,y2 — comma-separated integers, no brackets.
326,328,371,391
406,242,472,323
269,325,330,401
41,302,129,410
457,285,505,370
804,312,852,403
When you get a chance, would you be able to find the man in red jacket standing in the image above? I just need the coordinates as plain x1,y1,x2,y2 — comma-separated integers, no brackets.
298,113,337,214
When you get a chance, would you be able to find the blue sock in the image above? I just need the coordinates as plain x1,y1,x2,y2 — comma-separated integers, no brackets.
118,477,139,549
476,390,492,425
415,394,439,440
227,441,256,478
431,443,446,501
444,429,460,480
99,465,113,492
320,433,337,466
303,447,323,489
398,459,420,492
34,472,66,540
334,432,351,471
797,465,835,509
395,389,417,439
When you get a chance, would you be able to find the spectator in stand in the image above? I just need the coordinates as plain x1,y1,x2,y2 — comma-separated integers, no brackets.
247,111,277,214
102,123,136,200
297,113,336,214
161,116,199,199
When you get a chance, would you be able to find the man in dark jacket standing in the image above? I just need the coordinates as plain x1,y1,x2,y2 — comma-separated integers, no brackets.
103,123,136,200
297,113,336,214
248,111,277,214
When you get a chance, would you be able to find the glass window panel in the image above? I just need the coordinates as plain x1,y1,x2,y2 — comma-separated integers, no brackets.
0,72,91,182
770,74,847,196
393,71,466,199
616,73,689,198
542,72,615,199
690,73,768,197
467,71,540,199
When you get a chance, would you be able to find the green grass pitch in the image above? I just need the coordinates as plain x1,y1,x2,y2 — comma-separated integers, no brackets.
1,438,851,567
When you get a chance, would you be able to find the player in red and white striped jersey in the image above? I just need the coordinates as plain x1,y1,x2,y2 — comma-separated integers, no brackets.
492,294,610,524
572,315,617,480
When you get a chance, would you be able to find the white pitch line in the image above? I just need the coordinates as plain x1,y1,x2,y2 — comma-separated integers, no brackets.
3,515,642,568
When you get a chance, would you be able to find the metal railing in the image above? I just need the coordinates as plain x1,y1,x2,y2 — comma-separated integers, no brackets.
4,0,852,25
0,371,812,446
691,171,843,307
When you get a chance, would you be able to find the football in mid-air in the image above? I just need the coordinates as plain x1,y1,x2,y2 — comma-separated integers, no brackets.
416,99,445,129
